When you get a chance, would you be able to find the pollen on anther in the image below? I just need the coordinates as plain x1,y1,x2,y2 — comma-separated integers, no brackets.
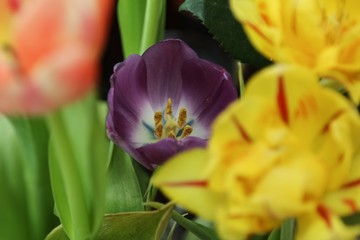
166,98,172,115
181,125,193,138
154,123,163,139
154,111,162,126
178,108,187,128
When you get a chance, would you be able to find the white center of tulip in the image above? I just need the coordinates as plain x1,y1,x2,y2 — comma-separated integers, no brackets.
153,98,192,140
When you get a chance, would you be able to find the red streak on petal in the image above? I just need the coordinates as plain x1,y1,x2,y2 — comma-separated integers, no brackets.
277,75,289,125
322,110,344,134
245,21,273,44
162,180,208,187
343,199,357,213
231,116,252,143
337,153,344,163
7,0,20,12
260,13,271,25
294,95,318,121
294,99,307,120
342,178,360,189
317,204,332,229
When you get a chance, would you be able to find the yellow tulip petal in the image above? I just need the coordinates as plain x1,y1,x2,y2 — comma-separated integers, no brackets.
230,0,360,98
316,109,360,190
209,97,284,156
251,151,327,219
152,149,221,220
323,153,360,215
216,207,277,240
296,207,360,240
245,65,353,147
230,0,279,59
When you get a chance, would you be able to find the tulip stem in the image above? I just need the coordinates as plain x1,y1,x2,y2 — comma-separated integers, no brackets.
237,61,246,98
280,218,295,240
145,202,218,240
140,0,166,54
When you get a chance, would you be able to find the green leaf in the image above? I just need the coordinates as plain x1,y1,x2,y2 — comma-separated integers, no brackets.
0,116,30,240
10,117,58,239
179,0,270,66
268,228,281,240
118,0,167,56
140,0,166,53
105,144,145,213
280,219,295,240
250,234,270,240
118,0,146,56
46,203,175,240
343,212,360,225
47,92,109,240
0,116,58,240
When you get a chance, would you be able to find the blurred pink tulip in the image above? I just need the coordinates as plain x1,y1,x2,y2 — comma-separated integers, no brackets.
0,0,112,114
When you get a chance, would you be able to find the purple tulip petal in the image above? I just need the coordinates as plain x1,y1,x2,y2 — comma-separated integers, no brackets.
107,39,238,170
108,54,155,147
136,137,207,169
142,39,198,111
179,58,237,129
112,55,150,121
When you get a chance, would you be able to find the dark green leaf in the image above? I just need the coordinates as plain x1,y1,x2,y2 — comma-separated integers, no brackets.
180,0,270,66
343,212,360,226
268,227,280,240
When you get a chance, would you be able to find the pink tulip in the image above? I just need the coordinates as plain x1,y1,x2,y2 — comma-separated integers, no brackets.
0,0,112,114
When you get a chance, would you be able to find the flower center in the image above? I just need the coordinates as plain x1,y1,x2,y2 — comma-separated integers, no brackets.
153,98,193,140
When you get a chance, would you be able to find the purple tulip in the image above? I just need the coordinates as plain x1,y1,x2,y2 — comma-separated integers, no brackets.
106,39,237,170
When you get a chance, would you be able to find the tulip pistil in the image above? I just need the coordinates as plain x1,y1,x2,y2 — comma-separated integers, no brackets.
153,98,193,140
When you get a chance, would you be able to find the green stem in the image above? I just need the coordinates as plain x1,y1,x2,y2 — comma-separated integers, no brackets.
145,202,216,240
280,219,295,240
237,61,246,98
47,113,89,239
140,0,165,53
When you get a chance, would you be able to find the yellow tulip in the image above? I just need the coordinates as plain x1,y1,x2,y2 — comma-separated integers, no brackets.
230,0,360,102
153,65,360,239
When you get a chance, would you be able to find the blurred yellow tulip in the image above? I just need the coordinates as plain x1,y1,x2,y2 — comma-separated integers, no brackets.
230,0,360,102
153,65,360,240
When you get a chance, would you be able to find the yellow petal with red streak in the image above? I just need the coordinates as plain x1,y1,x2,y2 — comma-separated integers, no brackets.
152,149,221,220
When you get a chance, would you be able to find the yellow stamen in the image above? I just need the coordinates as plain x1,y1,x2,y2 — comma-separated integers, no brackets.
168,131,176,139
177,108,187,128
166,98,172,115
164,113,179,137
152,98,193,140
154,123,163,139
180,125,193,139
154,111,162,126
